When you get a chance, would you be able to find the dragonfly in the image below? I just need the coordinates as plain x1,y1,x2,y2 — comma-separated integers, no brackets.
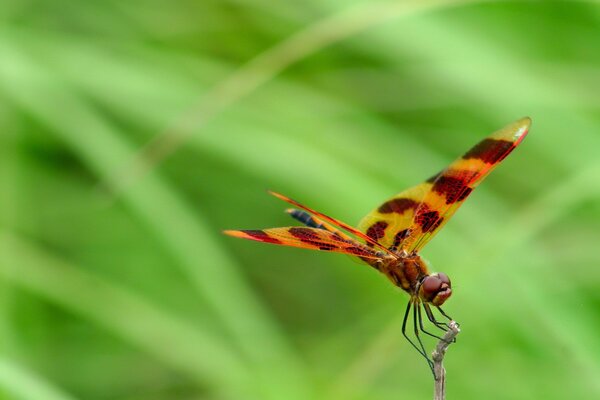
224,117,531,373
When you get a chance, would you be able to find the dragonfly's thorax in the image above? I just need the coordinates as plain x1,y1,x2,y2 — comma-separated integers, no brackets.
377,254,431,294
374,255,452,305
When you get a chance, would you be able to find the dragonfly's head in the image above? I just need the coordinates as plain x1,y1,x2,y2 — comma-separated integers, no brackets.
419,272,452,306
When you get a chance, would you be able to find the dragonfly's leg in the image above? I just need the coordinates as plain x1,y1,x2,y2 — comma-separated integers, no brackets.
401,300,429,359
412,301,435,377
426,304,456,343
436,306,454,322
417,303,445,341
423,303,449,332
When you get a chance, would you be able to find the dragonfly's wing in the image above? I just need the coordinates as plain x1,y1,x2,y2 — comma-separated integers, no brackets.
358,117,531,253
224,227,383,260
357,184,428,251
401,117,531,252
269,191,398,258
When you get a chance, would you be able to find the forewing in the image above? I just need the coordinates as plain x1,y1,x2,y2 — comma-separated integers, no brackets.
285,208,354,241
357,183,428,251
224,227,383,260
401,117,531,252
269,191,397,258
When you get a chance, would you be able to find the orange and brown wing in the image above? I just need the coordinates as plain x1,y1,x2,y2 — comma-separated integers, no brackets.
402,117,531,252
223,227,383,260
358,117,531,253
285,208,354,241
357,184,428,251
269,191,398,258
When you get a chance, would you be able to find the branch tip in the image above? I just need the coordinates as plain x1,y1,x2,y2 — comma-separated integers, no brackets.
432,320,460,400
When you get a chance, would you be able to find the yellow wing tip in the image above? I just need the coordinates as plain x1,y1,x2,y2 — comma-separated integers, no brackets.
223,230,246,238
512,116,531,138
520,116,532,124
494,117,531,142
517,116,531,129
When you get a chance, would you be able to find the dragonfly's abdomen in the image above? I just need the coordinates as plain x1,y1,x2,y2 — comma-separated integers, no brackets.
287,209,326,229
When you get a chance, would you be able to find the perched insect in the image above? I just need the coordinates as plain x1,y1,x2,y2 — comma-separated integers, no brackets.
225,118,530,372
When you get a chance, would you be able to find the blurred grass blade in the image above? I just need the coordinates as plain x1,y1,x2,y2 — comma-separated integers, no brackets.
2,1,600,399
478,161,600,391
0,358,78,400
0,38,313,400
101,0,483,194
0,231,248,394
22,28,463,211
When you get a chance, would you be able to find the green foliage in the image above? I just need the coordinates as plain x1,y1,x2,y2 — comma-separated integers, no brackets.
1,1,599,399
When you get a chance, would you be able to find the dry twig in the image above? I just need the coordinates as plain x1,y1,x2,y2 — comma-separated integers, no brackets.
432,321,460,400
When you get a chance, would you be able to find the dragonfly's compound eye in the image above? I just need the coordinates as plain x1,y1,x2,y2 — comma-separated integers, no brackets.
420,273,452,305
437,272,451,287
422,276,442,295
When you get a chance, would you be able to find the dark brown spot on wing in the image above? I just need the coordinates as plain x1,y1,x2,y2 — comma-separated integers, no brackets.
366,221,388,244
431,175,473,204
346,246,376,257
378,198,418,214
288,227,375,256
415,209,443,232
288,227,360,253
330,233,348,242
463,138,514,164
245,230,282,244
457,187,472,202
390,228,410,251
319,245,336,251
289,227,320,244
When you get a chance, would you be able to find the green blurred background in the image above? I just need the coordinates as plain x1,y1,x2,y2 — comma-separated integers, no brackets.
1,0,600,399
